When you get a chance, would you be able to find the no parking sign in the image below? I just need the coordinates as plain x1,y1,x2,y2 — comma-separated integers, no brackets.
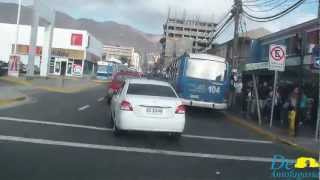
269,44,286,72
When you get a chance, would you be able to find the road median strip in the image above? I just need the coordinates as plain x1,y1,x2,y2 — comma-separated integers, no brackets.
0,76,31,85
0,96,26,106
35,84,98,94
223,112,319,155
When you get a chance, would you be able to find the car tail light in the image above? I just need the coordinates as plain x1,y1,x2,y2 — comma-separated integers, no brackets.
175,105,185,114
120,100,133,111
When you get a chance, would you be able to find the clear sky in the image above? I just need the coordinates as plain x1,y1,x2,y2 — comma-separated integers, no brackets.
0,0,318,41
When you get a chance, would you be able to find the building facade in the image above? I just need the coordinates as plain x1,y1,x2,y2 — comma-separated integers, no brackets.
103,45,134,66
131,52,142,72
160,16,217,68
208,18,320,137
0,23,103,77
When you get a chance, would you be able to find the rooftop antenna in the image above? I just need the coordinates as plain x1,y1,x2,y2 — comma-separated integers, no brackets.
167,7,171,20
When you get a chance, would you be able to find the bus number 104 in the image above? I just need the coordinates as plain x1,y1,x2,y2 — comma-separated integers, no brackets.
208,86,220,94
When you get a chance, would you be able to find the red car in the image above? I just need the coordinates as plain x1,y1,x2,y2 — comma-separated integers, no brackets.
107,71,143,103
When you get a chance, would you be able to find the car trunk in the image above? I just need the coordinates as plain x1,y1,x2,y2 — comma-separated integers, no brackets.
125,95,180,118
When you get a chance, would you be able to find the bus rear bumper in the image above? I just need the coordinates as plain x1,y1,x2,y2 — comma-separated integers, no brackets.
181,99,227,110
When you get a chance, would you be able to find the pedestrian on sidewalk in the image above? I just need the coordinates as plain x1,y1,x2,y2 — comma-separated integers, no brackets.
259,82,269,121
298,90,308,127
288,86,299,136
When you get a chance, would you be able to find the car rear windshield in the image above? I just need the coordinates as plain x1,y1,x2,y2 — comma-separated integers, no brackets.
127,84,177,97
115,74,140,81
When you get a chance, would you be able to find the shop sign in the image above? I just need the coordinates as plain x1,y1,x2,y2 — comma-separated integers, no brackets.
269,44,286,72
71,33,83,46
8,55,20,77
72,64,82,76
245,62,269,71
12,44,42,56
51,48,85,59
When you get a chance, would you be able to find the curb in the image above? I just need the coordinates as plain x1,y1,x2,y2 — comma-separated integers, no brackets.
35,84,98,94
223,112,319,156
0,77,31,86
0,96,27,107
92,80,111,84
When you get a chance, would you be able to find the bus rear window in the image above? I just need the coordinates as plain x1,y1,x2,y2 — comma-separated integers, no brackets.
186,59,226,81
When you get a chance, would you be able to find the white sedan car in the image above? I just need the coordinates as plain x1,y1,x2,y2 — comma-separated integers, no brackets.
110,79,185,138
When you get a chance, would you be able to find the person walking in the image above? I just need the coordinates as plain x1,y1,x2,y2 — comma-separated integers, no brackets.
288,86,299,136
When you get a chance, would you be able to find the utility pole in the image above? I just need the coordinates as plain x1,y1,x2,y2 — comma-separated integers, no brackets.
232,0,242,69
230,0,242,108
315,0,320,140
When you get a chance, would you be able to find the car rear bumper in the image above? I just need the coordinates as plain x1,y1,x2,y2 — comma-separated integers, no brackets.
181,98,227,110
117,111,185,133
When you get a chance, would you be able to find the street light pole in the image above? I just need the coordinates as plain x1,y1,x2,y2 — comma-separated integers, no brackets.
13,0,22,55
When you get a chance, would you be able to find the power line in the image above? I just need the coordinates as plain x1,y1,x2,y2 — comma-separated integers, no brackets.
243,0,290,13
243,0,306,22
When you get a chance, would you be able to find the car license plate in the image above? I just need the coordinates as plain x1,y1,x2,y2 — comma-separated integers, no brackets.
146,107,163,114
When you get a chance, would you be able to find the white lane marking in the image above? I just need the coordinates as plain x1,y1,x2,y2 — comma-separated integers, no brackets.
78,105,90,111
0,116,273,144
182,134,273,144
0,116,111,131
97,97,104,102
0,135,294,163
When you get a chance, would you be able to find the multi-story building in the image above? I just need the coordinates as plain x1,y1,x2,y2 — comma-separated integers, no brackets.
160,16,217,68
132,52,142,72
0,23,103,77
103,45,134,66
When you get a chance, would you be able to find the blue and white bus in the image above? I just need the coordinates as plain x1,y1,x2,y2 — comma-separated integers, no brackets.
96,58,127,80
167,53,230,110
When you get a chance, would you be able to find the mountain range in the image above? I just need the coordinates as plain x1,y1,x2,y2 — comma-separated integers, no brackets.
0,2,161,53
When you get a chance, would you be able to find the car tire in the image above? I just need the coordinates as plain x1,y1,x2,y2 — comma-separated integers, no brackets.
107,97,111,105
108,111,114,127
112,115,122,136
169,132,181,140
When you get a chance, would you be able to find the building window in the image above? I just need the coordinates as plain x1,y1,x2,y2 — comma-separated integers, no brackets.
168,26,174,30
285,36,299,56
168,33,174,37
261,45,269,58
176,27,183,31
175,34,182,38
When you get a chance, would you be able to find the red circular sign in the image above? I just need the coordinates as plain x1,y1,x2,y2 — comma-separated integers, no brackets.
270,46,285,61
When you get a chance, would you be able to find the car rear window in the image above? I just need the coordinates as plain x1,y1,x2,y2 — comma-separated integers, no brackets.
115,74,140,81
127,84,177,97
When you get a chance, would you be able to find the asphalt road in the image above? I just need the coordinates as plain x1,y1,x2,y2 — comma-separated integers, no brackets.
0,84,318,180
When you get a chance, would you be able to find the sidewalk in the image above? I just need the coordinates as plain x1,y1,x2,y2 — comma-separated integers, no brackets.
0,75,100,93
223,111,319,155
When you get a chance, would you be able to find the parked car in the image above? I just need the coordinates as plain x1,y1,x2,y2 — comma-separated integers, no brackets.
110,79,185,138
19,64,27,73
106,71,143,103
0,61,8,76
34,65,40,74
